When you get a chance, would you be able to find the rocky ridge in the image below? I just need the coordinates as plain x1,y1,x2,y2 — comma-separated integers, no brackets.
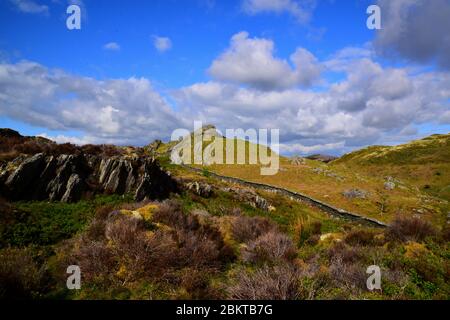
0,152,178,202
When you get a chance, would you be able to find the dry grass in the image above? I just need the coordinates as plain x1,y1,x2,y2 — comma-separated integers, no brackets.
206,148,445,224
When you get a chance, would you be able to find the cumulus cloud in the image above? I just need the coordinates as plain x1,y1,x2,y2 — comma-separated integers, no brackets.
177,46,450,155
1,34,449,155
208,31,321,90
374,0,450,69
279,141,345,155
0,61,184,145
9,0,49,15
242,0,316,24
153,36,172,53
103,42,120,51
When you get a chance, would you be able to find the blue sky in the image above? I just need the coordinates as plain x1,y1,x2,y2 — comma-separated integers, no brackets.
0,0,449,155
0,0,374,85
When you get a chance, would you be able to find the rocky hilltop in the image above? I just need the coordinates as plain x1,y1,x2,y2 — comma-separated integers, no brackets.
0,129,178,202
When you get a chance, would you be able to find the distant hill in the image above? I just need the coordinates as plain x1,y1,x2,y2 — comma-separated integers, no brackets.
306,154,337,163
335,134,450,166
334,133,450,201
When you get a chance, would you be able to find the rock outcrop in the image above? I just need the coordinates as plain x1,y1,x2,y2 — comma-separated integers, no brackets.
185,181,213,198
0,153,178,203
221,186,271,211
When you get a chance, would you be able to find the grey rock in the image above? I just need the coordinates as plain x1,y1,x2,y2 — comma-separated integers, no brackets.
384,181,396,190
135,173,152,202
290,156,306,165
254,195,269,211
186,181,213,198
5,153,47,200
342,189,369,199
222,186,271,211
61,174,83,202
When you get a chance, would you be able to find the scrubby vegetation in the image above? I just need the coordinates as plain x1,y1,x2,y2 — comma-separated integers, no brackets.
0,130,448,300
1,186,448,300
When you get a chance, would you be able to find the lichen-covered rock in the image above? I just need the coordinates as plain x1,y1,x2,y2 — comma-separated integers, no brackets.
342,189,369,199
290,156,306,165
253,195,269,211
384,181,396,190
185,181,213,198
221,186,271,211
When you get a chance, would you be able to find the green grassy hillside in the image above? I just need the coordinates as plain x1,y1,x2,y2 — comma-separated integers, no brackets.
333,134,450,201
167,133,450,226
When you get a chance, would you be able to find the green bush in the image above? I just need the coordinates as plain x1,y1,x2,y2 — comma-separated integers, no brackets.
0,195,131,248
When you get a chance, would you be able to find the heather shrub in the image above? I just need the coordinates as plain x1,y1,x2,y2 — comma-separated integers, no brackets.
440,225,450,242
230,215,277,243
176,222,235,268
344,229,377,246
73,241,116,284
0,248,44,299
84,217,107,241
100,145,124,157
177,267,221,299
80,144,103,155
227,265,300,300
386,216,437,242
69,201,234,290
105,215,146,250
152,200,197,230
329,256,367,293
242,231,297,264
327,242,362,263
12,140,46,155
176,229,221,268
50,143,79,155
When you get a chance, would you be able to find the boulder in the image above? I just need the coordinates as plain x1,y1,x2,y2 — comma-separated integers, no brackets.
186,181,213,198
342,189,369,199
384,181,396,190
221,186,271,211
290,156,306,165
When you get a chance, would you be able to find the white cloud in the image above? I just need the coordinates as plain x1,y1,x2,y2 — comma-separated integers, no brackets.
208,31,321,90
10,0,49,15
153,36,172,53
0,61,184,145
242,0,315,24
103,42,120,51
176,44,450,154
1,35,449,155
280,141,345,155
37,133,95,145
